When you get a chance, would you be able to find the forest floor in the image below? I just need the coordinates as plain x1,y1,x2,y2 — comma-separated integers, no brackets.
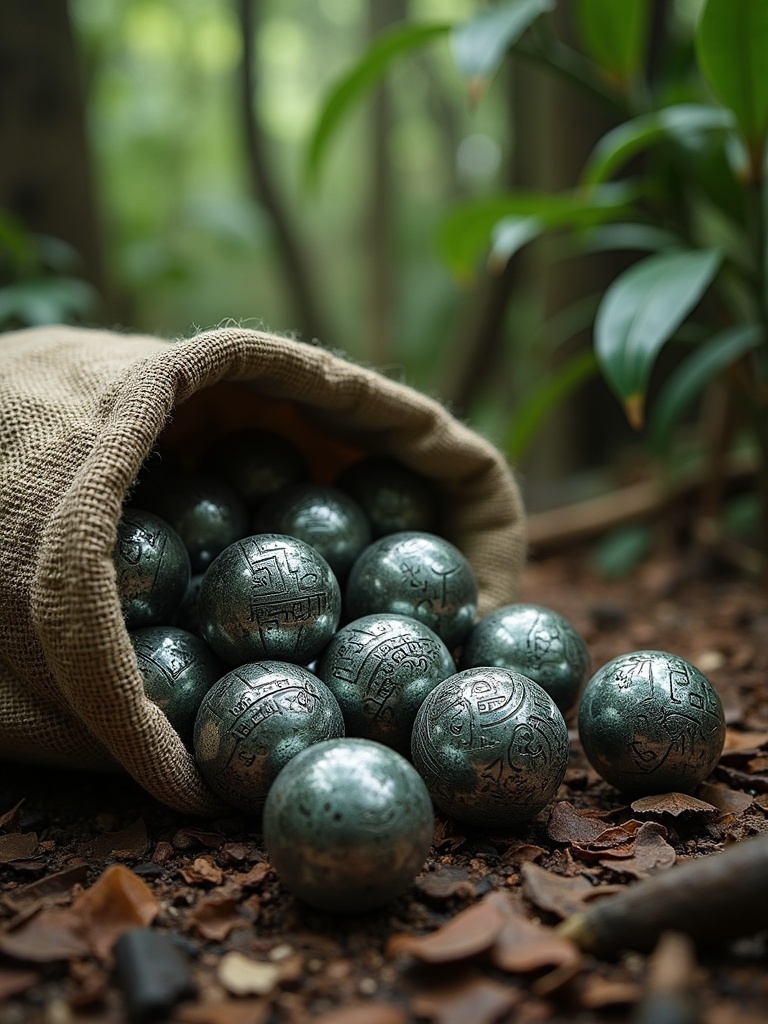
1,544,767,1024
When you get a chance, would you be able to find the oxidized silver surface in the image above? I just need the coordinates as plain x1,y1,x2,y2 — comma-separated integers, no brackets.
193,661,344,814
172,573,204,635
460,603,590,716
411,667,570,829
114,510,191,628
198,534,341,666
316,613,456,754
203,429,309,511
129,626,225,746
578,650,726,795
337,456,437,537
254,484,371,581
262,738,433,913
344,532,477,649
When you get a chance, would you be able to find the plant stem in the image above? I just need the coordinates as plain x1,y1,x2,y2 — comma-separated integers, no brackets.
745,176,768,582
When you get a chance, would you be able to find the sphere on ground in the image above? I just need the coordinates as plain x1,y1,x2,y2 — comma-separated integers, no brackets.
460,603,589,716
578,650,726,795
199,534,341,667
337,456,437,537
202,429,309,511
345,532,477,649
254,484,370,581
316,613,456,754
114,510,190,628
411,666,569,829
193,661,344,814
263,738,434,913
129,626,225,746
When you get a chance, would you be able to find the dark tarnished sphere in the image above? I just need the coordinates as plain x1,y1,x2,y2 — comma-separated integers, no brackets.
578,650,726,795
345,532,477,649
411,667,570,829
129,626,225,746
263,738,433,913
172,573,205,635
193,661,344,814
198,534,341,666
316,614,456,754
460,603,590,716
114,510,191,628
253,484,371,581
337,456,436,537
136,472,248,574
203,430,309,511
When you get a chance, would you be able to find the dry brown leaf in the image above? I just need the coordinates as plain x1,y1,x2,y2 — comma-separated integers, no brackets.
234,861,271,889
498,841,548,867
599,822,676,879
414,867,474,901
547,802,613,845
410,969,518,1024
576,975,642,1008
189,893,246,941
72,864,159,960
218,952,281,997
0,966,40,999
721,729,768,756
0,832,38,864
5,862,89,907
630,792,718,818
178,999,271,1024
0,799,24,833
388,896,506,963
172,827,226,850
0,907,90,962
521,863,621,921
181,857,224,886
697,783,754,816
312,1004,408,1024
87,818,148,860
485,892,582,976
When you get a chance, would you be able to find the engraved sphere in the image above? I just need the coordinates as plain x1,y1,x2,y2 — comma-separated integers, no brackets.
578,650,726,795
203,429,309,511
263,738,434,913
129,626,225,746
337,456,436,537
193,661,344,814
172,573,204,636
316,614,456,754
345,532,477,649
114,510,191,628
411,667,570,829
460,603,590,716
199,534,342,667
254,484,371,581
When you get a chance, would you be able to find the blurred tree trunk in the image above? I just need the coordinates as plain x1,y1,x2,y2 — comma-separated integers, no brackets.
0,0,110,308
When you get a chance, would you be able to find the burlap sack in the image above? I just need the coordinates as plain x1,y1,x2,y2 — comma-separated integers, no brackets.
0,324,526,814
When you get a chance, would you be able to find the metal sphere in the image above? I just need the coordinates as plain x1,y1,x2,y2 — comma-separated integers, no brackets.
193,661,344,814
114,510,191,628
253,484,371,581
129,626,225,746
263,738,434,913
198,534,342,667
345,532,477,649
172,573,205,636
202,430,309,511
337,456,436,537
578,650,726,795
460,603,590,717
411,667,570,829
316,613,456,754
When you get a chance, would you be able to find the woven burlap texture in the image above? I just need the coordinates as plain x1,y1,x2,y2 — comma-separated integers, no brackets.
0,324,526,815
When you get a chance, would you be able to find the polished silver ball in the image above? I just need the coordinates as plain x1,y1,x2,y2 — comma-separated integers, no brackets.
460,603,590,716
129,626,225,746
253,484,371,581
316,613,456,754
337,457,437,537
203,429,309,511
198,534,341,667
193,661,344,814
578,650,726,795
411,667,569,829
114,510,191,628
345,532,477,649
263,738,434,913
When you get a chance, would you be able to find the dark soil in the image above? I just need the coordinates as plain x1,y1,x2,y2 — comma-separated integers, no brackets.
2,548,767,1024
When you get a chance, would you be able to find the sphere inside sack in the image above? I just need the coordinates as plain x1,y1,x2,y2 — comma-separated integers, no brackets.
193,661,344,814
316,613,456,754
263,738,434,913
129,626,225,746
198,534,341,666
337,456,437,537
114,510,191,628
460,603,590,717
345,532,477,649
411,667,569,829
202,429,309,510
577,650,726,795
253,484,371,581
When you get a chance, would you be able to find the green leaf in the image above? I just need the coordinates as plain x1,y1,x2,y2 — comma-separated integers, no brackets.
581,104,735,187
574,0,650,86
590,523,653,579
450,0,554,85
696,0,768,149
487,216,542,274
505,350,599,463
649,323,763,452
0,277,97,327
304,21,451,190
581,223,681,254
594,248,723,425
